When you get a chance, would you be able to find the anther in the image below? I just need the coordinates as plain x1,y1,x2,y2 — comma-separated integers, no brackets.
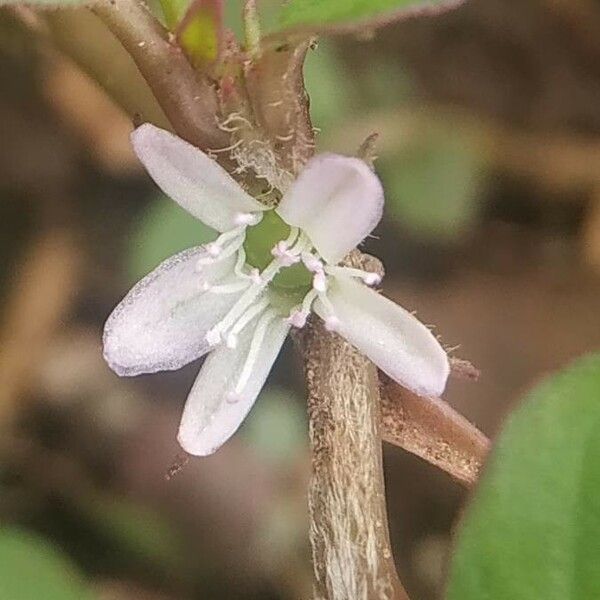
362,272,382,286
271,241,300,267
226,333,238,349
205,328,222,346
233,212,260,226
302,252,323,273
324,316,340,332
287,310,308,328
250,268,262,284
313,271,328,293
207,243,223,257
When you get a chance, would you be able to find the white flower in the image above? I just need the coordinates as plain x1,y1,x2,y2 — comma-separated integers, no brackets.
103,124,450,456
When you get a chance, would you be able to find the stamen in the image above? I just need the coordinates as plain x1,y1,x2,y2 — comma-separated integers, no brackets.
234,309,277,394
270,227,304,265
301,252,324,273
196,226,248,268
197,234,246,267
232,249,263,284
316,293,339,332
286,309,308,328
324,265,382,287
204,234,311,350
282,226,300,248
250,268,262,284
302,289,319,313
225,296,270,348
206,258,282,342
233,212,262,227
271,241,301,267
234,246,249,279
205,328,222,346
205,242,222,258
313,271,328,293
287,289,318,329
207,281,251,295
325,316,340,332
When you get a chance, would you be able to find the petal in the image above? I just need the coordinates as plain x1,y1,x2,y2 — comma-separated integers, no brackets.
314,276,449,397
178,313,290,456
132,124,265,232
276,153,384,263
103,248,243,376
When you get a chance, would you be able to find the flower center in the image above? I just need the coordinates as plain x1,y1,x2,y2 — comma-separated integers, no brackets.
243,210,313,292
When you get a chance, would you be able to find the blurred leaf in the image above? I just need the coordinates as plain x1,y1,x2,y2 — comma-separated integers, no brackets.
381,131,480,240
447,353,600,600
82,496,187,574
129,194,215,283
303,42,353,129
0,528,94,600
278,0,464,35
177,0,223,66
224,0,283,39
159,0,191,28
242,386,307,467
0,0,86,4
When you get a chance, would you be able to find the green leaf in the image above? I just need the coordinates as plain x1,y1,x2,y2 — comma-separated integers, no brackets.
242,386,307,467
447,353,600,600
128,194,215,283
303,42,353,129
80,496,188,575
380,131,480,240
177,0,223,66
159,0,191,28
279,0,464,34
0,528,94,600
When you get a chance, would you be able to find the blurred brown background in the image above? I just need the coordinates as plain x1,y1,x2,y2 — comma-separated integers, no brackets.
1,0,600,598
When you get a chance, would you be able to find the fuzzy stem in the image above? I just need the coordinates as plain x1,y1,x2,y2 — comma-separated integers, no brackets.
302,321,409,600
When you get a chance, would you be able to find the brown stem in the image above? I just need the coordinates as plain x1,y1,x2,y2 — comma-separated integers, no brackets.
302,321,409,600
91,0,227,151
379,376,489,487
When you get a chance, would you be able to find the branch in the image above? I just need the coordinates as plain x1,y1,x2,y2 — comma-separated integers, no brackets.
43,8,171,131
379,376,489,487
90,0,227,151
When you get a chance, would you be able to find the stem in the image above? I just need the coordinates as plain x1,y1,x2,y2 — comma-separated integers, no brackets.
91,0,227,151
243,0,261,58
379,376,489,486
302,321,409,600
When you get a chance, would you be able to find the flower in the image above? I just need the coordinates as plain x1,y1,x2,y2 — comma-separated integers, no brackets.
103,123,450,456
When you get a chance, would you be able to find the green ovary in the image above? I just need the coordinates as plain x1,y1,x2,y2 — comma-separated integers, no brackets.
243,209,313,292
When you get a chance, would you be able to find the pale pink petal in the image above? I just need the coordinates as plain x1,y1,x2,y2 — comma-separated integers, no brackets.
276,153,383,263
178,314,290,456
314,275,449,397
132,124,265,232
103,248,242,376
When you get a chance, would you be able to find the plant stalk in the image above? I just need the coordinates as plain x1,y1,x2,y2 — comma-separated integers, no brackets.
302,320,409,600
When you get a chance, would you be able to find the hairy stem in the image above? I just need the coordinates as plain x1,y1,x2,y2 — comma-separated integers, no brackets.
302,321,409,600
